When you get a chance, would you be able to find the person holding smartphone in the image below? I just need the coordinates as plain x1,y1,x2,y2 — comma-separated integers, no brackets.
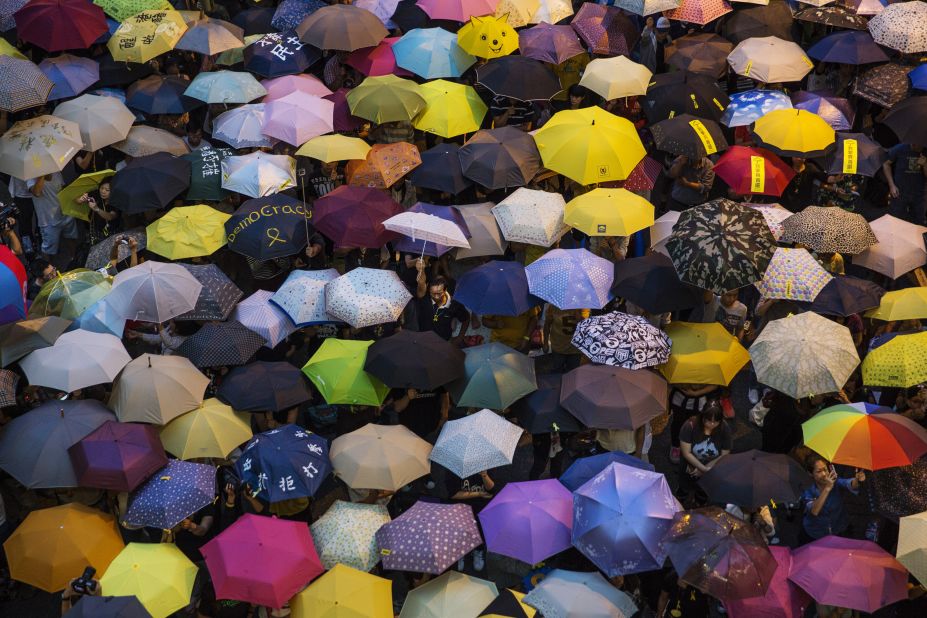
800,454,866,544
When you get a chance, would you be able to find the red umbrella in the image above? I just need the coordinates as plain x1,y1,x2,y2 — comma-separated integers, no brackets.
313,185,402,248
201,513,324,609
346,37,415,77
13,0,107,52
67,421,168,493
725,546,812,618
713,146,796,197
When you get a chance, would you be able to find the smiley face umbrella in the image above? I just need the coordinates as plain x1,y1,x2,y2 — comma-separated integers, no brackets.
458,14,518,58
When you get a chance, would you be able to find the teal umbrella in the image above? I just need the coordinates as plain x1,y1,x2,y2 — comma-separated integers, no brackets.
391,28,476,79
183,147,234,202
448,342,536,410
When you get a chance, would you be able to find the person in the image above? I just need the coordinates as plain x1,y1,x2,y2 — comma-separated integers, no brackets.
883,143,927,224
416,276,470,344
76,179,119,247
715,290,748,339
26,173,78,266
183,125,213,151
800,453,865,544
667,155,715,209
542,305,589,372
639,16,673,74
678,403,732,504
668,383,719,463
0,215,22,257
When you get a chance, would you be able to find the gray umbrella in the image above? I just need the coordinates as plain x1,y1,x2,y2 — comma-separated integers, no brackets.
84,228,147,271
447,342,537,410
175,264,244,322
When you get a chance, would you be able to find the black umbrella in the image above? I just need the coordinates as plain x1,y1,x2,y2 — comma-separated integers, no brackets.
698,449,813,509
610,253,703,314
232,6,276,36
175,321,266,368
821,132,887,177
243,31,321,78
410,143,473,195
475,56,562,102
95,53,153,87
665,33,733,79
794,4,868,30
512,373,583,434
651,113,729,160
217,361,312,412
390,0,459,34
65,595,152,618
125,74,201,115
364,329,465,390
559,365,668,431
882,95,927,145
722,0,796,44
642,72,730,124
109,152,191,214
225,194,312,261
175,264,243,322
796,275,885,317
853,63,911,109
458,126,542,190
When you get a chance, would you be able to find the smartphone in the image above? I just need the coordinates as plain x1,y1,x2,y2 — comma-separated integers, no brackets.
828,463,837,477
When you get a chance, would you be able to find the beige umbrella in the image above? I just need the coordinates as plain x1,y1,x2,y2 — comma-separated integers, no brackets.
0,316,71,367
579,56,652,100
650,210,680,256
159,398,252,460
330,423,432,491
112,125,189,157
175,17,244,56
53,94,135,152
399,571,499,618
110,354,209,425
18,329,131,393
853,214,927,279
897,511,927,586
727,36,814,84
0,115,82,180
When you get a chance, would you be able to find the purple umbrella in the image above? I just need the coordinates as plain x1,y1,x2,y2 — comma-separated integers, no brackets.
519,23,586,65
262,91,334,146
791,91,855,131
375,501,481,574
124,460,216,530
572,462,681,577
525,248,615,311
68,421,168,492
478,479,572,565
39,54,99,101
395,202,471,257
559,451,654,491
725,546,812,618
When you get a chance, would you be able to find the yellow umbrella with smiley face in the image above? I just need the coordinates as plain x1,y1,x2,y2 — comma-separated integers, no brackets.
457,15,518,59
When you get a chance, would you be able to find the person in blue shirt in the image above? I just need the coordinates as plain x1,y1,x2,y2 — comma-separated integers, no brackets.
800,454,866,544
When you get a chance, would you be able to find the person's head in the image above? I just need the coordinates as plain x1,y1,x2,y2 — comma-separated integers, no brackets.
720,290,739,308
186,125,203,147
805,453,831,484
695,402,724,435
98,179,111,201
30,258,55,283
790,157,806,172
428,276,448,303
655,16,671,39
568,84,586,109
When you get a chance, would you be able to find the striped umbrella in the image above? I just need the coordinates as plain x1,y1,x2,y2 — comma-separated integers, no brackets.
231,290,297,349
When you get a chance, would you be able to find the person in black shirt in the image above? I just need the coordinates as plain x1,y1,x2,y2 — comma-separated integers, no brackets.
416,276,470,344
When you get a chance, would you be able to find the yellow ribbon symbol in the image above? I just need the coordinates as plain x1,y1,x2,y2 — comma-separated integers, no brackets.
744,60,753,77
688,119,717,155
266,227,285,247
843,139,858,175
750,156,765,193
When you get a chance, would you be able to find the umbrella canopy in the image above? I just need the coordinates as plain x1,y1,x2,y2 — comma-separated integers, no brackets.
713,146,795,197
721,89,793,128
699,449,812,508
666,0,732,24
728,36,814,83
201,514,323,609
0,56,52,113
610,253,706,315
303,338,389,406
456,15,519,59
430,408,524,477
107,9,187,64
414,80,487,139
571,311,671,370
525,248,613,310
66,595,153,618
518,22,585,65
217,361,312,413
297,134,371,163
181,145,234,202
235,424,331,503
347,74,426,123
14,0,107,51
175,263,243,322
291,564,392,618
523,569,637,618
749,203,793,241
58,169,116,221
868,1,927,53
855,63,912,109
808,29,888,65
448,343,537,411
346,35,410,77
68,421,167,492
475,55,562,101
560,364,668,430
225,194,310,260
146,205,230,260
393,202,472,257
123,459,216,529
792,91,854,132
160,399,252,460
393,27,476,78
384,211,469,250
795,4,867,29
755,247,833,302
231,289,297,349
313,185,402,249
176,16,244,56
0,315,70,367
823,132,886,178
897,512,927,587
19,329,130,393
99,543,197,618
0,246,26,325
28,269,111,320
331,423,432,491
175,320,266,368
798,275,885,317
345,141,422,189
324,268,412,328
643,71,729,124
753,109,836,158
559,451,654,492
364,329,466,390
376,501,482,574
416,0,496,21
854,214,927,279
0,115,82,181
5,503,123,594
262,73,332,100
644,209,676,253
112,125,189,158
213,104,273,149
867,288,927,321
862,331,927,388
564,188,654,238
788,536,908,613
666,33,733,78
651,114,728,160
184,70,265,104
661,321,751,386
269,268,339,327
40,54,99,101
725,546,812,618
459,126,542,191
311,500,391,572
571,3,639,55
455,260,534,316
780,205,877,254
109,353,208,425
296,3,387,51
106,261,202,323
126,74,200,115
220,151,296,198
572,462,680,577
401,571,498,618
492,188,569,247
262,91,334,146
109,152,191,214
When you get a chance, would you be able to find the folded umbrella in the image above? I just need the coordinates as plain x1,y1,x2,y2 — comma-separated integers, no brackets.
610,253,703,314
798,275,885,317
459,126,541,190
109,353,208,426
854,214,927,279
699,449,812,508
296,3,387,51
725,546,812,618
20,329,130,393
126,74,200,115
231,290,297,349
13,0,107,51
68,421,167,492
0,315,70,367
523,570,637,618
559,451,654,492
324,268,411,328
661,321,750,386
124,459,216,529
755,247,832,302
448,343,537,411
310,500,391,572
39,54,99,101
364,329,465,390
474,55,561,101
430,408,523,477
331,423,432,490
455,260,534,316
217,361,311,413
175,320,266,368
235,424,330,502
560,364,668,430
713,146,795,197
302,338,390,406
571,311,671,369
492,188,569,247
175,263,243,322
110,152,191,214
376,501,482,574
28,269,111,320
99,543,198,618
224,194,310,260
291,564,392,618
269,268,339,327
112,125,189,158
720,89,793,128
0,57,52,113
0,115,82,181
401,571,498,618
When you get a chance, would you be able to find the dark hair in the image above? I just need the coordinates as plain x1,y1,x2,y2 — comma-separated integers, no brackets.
29,257,51,280
429,276,448,290
694,402,724,435
805,453,827,473
568,84,587,98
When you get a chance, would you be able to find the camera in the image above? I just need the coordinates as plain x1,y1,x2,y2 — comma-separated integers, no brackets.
0,203,19,231
71,566,97,595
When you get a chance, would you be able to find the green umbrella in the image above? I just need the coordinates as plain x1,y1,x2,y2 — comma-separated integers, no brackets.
302,339,390,406
216,34,263,66
448,342,537,411
58,170,115,222
182,147,233,202
28,269,112,320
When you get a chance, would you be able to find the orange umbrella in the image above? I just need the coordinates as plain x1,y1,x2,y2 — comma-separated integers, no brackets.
346,142,422,189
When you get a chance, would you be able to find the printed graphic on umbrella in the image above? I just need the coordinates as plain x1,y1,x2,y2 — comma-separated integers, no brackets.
375,501,482,574
571,311,672,369
234,424,331,503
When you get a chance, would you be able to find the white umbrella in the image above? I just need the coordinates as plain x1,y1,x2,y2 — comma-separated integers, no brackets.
112,125,189,157
453,202,506,259
383,211,470,249
53,94,135,151
524,569,637,618
212,104,275,149
0,115,82,180
749,202,792,241
105,261,203,323
869,2,927,54
230,289,297,348
324,268,412,328
650,210,679,256
728,36,814,84
491,188,569,247
615,0,680,14
220,151,296,197
429,408,523,478
19,329,130,392
853,214,927,279
261,91,335,147
270,268,339,326
110,354,209,425
184,70,266,104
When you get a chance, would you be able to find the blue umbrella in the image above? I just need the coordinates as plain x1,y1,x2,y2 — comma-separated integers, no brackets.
512,373,584,434
792,91,855,131
233,7,276,36
560,451,655,491
124,460,216,529
720,89,793,128
572,462,682,577
0,0,27,31
125,74,201,115
455,260,536,316
243,31,321,78
392,28,476,79
910,64,927,91
72,297,126,338
807,30,890,65
525,248,614,310
39,54,99,101
235,424,331,503
270,268,340,326
272,0,326,31
395,202,471,257
447,342,537,410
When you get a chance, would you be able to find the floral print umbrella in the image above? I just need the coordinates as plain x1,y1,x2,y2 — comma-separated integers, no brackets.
570,3,639,56
780,205,878,254
755,247,833,302
270,268,339,326
571,311,672,370
375,501,481,574
310,500,391,572
324,267,412,328
868,1,927,53
492,188,569,247
525,248,613,310
123,459,216,529
667,0,732,26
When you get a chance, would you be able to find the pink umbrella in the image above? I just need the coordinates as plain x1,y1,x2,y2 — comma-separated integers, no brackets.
201,513,324,609
346,37,415,77
416,0,497,21
725,546,812,618
667,0,732,25
787,536,908,614
261,74,332,102
262,92,334,146
519,23,586,65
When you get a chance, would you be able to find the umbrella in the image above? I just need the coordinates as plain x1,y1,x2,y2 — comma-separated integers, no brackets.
525,248,613,310
651,114,728,160
417,0,495,20
68,421,167,492
530,0,573,22
699,449,812,508
494,0,539,27
479,589,535,617
0,56,52,113
393,27,476,78
123,459,215,529
291,564,392,618
458,127,541,191
665,33,733,78
560,364,668,430
667,0,732,24
262,92,334,146
182,148,235,202
0,316,70,367
795,4,867,29
750,312,860,398
107,9,187,64
712,146,795,197
262,73,332,100
753,109,835,159
0,400,115,488
346,36,412,77
823,132,886,178
296,3,387,51
105,261,201,323
231,289,297,349
324,268,412,328
212,104,273,149
303,338,390,406
125,74,199,115
4,503,124,593
233,5,275,34
99,543,197,618
855,215,927,279
642,70,730,124
146,205,229,260
533,107,646,185
109,353,208,425
720,89,793,128
475,55,562,101
184,70,266,104
39,55,99,101
868,288,927,321
661,322,751,386
571,311,672,369
868,1,927,53
0,0,27,31
883,96,927,146
217,361,311,413
725,546,812,618
862,331,927,388
66,596,153,618
175,320,266,368
616,0,679,13
112,125,189,158
455,260,534,316
235,424,330,502
392,202,471,257
454,202,507,258
58,169,116,221
375,501,482,574
225,194,310,260
492,188,569,247
580,56,651,102
430,408,523,477
272,0,326,31
898,512,927,586
221,148,298,195
269,268,339,327
611,253,702,315
20,329,130,393
749,203,792,241
725,0,796,41
0,246,25,325
93,0,171,21
176,16,244,56
448,343,537,410
780,205,877,254
73,297,126,339
28,269,111,320
792,91,854,132
798,275,885,317
788,536,908,613
110,152,191,214
572,462,681,577
523,570,637,618
331,423,432,490
51,94,133,151
175,263,242,322
346,74,426,124
413,80,487,139
364,329,466,390
755,247,833,302
401,571,499,618
95,53,153,87
457,14,518,59
296,134,371,163
518,22,585,65
0,115,82,181
665,198,777,295
807,29,889,64
571,3,639,56
559,451,654,492
663,507,777,601
159,399,252,460
311,500,391,572
727,36,814,84
345,142,422,189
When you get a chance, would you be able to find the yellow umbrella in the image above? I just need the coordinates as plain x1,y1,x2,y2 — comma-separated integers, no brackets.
495,0,541,27
413,79,488,138
58,170,115,222
100,543,197,618
146,205,231,260
291,563,393,618
866,287,927,322
660,321,750,386
579,56,652,100
753,109,835,158
564,188,654,236
3,503,124,593
532,106,646,185
0,39,26,60
216,34,263,66
457,14,519,59
107,9,188,64
862,331,927,388
346,75,427,124
296,134,372,163
159,398,252,460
